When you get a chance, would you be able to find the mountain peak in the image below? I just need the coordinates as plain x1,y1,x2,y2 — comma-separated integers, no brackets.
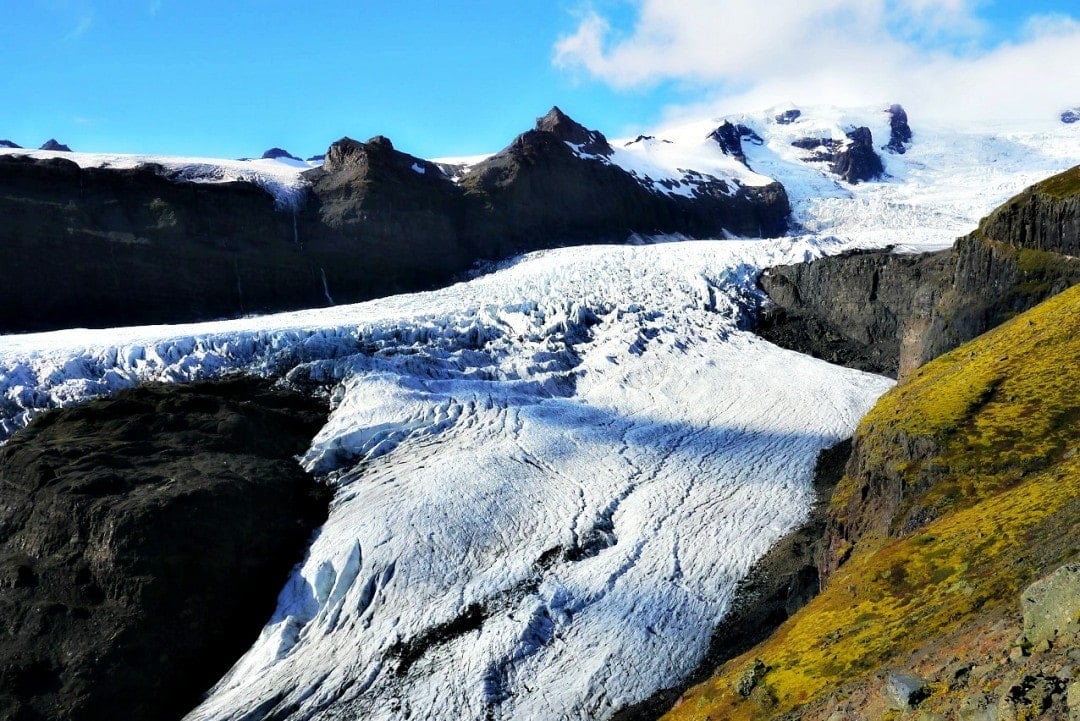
534,106,612,156
39,139,71,152
261,147,301,161
321,136,398,172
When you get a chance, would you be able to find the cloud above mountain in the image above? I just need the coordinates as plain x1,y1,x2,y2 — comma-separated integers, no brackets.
553,0,1080,125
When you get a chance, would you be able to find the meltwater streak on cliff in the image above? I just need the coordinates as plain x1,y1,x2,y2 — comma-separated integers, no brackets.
1,106,1078,720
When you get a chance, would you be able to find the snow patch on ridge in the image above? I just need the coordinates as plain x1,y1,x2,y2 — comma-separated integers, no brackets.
0,147,316,210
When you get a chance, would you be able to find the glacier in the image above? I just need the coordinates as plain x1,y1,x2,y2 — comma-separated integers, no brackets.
1,105,1079,720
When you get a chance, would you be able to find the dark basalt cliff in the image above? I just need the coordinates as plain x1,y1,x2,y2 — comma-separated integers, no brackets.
458,107,789,259
756,164,1080,377
0,378,330,721
0,107,790,334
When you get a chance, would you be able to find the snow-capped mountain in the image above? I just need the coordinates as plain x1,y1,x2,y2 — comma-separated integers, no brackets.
1,104,1079,720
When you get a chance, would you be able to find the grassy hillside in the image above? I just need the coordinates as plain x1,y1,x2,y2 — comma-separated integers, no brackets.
663,283,1080,720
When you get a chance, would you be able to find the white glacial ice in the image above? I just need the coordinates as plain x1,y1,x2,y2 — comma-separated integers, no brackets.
1,104,1079,720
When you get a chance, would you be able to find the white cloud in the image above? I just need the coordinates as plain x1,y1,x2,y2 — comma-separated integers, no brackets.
554,0,1080,125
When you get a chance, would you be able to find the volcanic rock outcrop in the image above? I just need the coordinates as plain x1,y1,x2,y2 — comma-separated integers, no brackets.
0,378,330,721
458,107,790,260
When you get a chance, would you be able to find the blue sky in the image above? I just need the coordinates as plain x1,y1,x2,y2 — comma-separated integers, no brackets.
3,1,1078,159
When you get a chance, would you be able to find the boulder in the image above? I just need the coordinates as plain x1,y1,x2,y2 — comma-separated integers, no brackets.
1022,562,1080,647
1061,109,1080,124
885,670,930,709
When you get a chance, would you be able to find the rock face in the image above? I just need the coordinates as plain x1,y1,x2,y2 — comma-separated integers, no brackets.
38,139,71,152
0,378,330,721
756,248,952,376
300,135,474,298
790,127,884,183
885,104,913,154
756,164,1080,377
0,154,312,332
0,107,791,333
1061,108,1080,124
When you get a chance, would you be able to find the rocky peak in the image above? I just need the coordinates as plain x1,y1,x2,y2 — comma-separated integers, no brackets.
39,139,71,152
320,136,389,173
775,108,802,125
710,122,764,165
885,104,913,154
534,106,612,156
708,121,750,166
791,127,884,183
261,147,301,161
0,139,20,149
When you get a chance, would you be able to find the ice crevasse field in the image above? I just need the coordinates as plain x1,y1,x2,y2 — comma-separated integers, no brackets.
1,106,1078,720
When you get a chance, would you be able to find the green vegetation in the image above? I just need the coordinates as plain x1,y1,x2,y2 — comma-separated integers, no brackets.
1034,164,1080,199
663,284,1080,721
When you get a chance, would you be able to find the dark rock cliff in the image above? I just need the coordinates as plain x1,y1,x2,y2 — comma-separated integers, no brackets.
756,164,1080,378
0,108,790,334
885,104,913,154
790,127,884,183
0,378,330,721
707,121,762,167
298,135,474,302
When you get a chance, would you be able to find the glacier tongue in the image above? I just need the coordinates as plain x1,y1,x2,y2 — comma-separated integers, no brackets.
2,238,890,720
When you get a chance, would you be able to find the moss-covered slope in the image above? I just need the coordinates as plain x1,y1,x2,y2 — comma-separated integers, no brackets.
663,283,1080,721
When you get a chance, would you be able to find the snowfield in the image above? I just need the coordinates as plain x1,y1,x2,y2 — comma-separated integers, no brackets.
1,105,1078,720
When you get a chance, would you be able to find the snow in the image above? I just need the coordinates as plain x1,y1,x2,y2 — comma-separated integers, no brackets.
0,237,890,721
0,147,317,210
1,104,1079,720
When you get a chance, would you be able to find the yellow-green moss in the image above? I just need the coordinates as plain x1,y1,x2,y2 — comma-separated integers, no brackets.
1034,164,1080,199
833,282,1080,521
663,284,1080,721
